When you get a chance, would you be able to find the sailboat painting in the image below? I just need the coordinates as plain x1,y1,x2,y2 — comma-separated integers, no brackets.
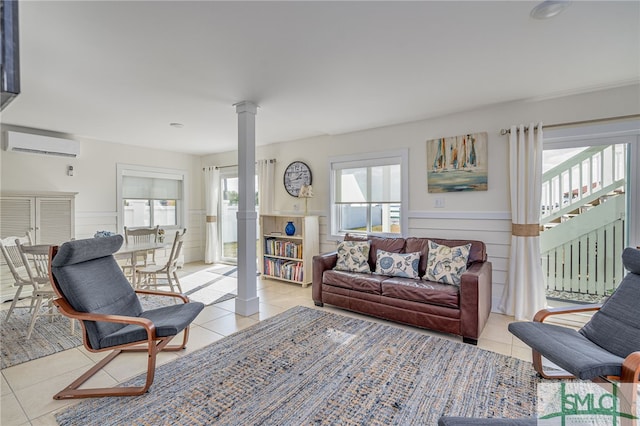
426,132,488,193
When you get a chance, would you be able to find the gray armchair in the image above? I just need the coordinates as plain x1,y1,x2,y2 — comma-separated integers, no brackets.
48,235,204,399
509,247,640,417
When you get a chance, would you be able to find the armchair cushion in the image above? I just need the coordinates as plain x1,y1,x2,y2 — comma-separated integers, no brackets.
51,236,143,350
51,235,124,266
508,321,625,379
579,247,640,359
99,302,205,348
623,246,640,273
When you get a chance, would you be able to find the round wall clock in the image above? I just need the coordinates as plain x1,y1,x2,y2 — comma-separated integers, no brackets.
283,161,312,197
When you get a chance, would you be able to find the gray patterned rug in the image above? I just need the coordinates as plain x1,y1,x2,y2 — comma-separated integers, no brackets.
1,308,81,369
57,306,542,425
1,295,177,369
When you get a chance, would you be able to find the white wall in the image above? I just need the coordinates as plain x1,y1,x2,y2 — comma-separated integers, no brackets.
202,84,640,310
0,126,204,262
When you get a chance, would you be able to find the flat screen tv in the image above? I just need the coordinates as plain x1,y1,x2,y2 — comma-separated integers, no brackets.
1,0,20,111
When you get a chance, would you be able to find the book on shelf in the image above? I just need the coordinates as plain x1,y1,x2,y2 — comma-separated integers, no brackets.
264,238,303,259
263,258,304,282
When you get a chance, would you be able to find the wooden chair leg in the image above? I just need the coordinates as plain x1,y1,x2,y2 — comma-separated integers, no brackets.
165,271,175,293
26,295,43,339
172,271,183,294
4,286,23,321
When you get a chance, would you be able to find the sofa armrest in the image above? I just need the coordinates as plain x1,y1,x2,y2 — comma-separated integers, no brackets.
312,251,337,305
459,261,492,342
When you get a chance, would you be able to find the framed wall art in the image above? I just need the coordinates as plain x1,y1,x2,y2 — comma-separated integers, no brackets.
426,132,488,193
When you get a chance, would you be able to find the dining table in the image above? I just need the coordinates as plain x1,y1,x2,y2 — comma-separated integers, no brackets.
116,241,167,286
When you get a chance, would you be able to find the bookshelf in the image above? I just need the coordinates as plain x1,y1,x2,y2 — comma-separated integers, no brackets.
259,214,319,287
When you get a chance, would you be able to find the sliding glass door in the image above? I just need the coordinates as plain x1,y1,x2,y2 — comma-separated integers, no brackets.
540,122,639,303
217,168,260,264
219,169,239,263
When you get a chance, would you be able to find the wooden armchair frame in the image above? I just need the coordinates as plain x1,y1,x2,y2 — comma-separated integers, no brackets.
48,245,194,400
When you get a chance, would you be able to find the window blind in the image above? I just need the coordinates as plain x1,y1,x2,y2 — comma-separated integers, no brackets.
122,176,182,199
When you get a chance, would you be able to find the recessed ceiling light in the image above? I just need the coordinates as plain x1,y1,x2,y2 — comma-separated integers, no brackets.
169,122,184,128
530,0,572,20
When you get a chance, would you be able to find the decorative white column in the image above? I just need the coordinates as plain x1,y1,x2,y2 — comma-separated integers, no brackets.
234,101,260,316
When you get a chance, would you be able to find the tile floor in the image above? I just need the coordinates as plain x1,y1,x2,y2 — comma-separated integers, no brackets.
0,262,577,426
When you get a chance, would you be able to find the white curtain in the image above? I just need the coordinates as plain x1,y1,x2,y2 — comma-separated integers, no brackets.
256,159,276,215
499,123,547,320
204,167,220,264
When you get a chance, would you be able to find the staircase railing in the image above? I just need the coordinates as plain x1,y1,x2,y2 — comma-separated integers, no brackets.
541,144,626,226
540,143,627,300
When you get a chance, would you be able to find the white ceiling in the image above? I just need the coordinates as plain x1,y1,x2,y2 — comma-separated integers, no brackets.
2,1,639,155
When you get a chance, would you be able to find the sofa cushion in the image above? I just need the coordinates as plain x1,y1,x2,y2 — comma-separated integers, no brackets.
346,235,406,272
375,250,421,279
382,277,459,308
405,237,486,277
323,269,385,294
334,240,372,273
423,240,471,286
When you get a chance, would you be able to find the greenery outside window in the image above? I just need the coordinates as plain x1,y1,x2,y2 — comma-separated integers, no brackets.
329,150,408,239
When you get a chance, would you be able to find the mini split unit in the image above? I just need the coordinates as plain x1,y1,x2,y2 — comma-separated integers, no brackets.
3,131,80,157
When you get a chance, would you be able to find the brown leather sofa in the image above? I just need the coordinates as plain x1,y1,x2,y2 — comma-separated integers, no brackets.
312,234,492,344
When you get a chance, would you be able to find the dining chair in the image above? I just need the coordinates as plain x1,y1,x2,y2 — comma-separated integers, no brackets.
136,229,186,293
0,234,37,322
15,241,60,339
122,225,160,279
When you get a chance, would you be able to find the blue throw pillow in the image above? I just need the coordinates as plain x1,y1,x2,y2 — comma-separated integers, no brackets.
375,250,420,279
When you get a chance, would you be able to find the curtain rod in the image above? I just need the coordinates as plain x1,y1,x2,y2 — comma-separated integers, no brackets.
202,159,276,171
499,114,640,135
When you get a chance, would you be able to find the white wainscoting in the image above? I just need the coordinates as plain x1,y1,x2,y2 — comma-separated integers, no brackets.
407,211,511,312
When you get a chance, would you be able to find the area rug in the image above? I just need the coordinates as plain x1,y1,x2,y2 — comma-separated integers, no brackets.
1,295,177,369
0,309,81,369
57,306,542,425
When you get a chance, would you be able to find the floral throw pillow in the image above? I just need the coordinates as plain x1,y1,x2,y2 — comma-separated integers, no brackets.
423,240,471,286
375,250,421,279
334,241,371,273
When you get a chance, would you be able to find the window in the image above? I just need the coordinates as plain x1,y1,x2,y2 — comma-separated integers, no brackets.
117,164,187,230
329,150,408,239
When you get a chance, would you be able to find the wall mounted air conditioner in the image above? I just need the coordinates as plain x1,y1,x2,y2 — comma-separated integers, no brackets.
4,131,80,157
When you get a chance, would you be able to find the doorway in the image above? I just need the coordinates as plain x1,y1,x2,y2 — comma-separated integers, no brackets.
540,123,639,303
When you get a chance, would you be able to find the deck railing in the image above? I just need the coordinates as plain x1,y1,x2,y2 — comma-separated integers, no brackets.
540,144,626,300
